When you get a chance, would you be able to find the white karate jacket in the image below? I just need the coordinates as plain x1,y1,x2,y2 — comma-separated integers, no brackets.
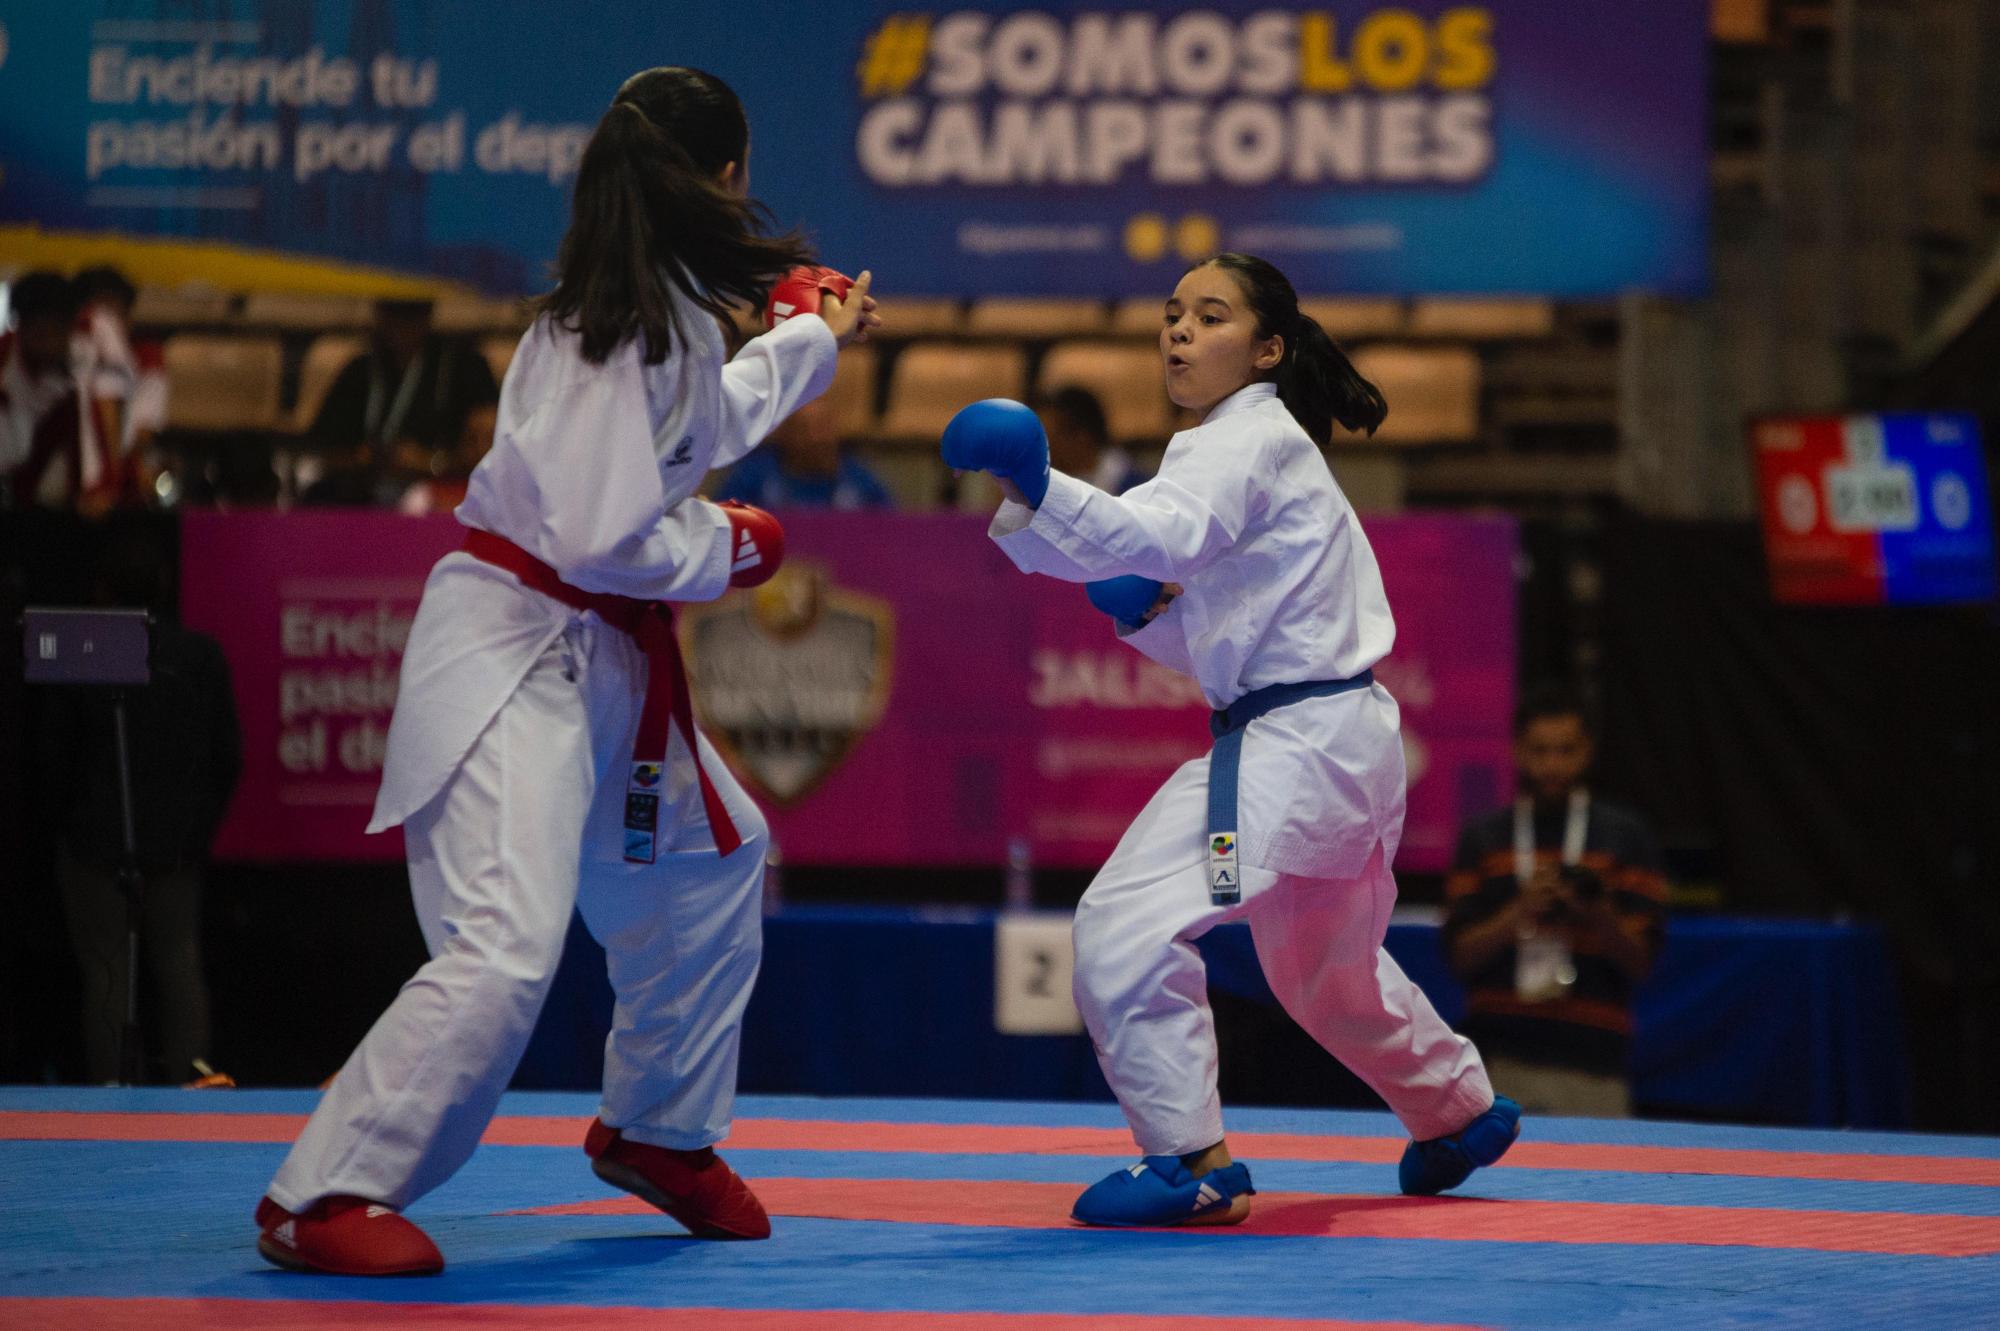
369,298,837,831
992,381,1407,879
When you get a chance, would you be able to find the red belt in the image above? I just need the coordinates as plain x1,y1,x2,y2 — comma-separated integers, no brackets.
462,527,742,860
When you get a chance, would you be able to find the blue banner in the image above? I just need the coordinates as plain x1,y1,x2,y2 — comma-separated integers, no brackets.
0,2,1710,297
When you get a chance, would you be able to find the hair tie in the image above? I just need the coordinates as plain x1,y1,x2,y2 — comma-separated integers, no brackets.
1283,305,1307,355
612,99,658,132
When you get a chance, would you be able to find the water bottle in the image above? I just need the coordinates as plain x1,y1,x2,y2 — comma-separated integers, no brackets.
1003,836,1034,912
762,843,784,917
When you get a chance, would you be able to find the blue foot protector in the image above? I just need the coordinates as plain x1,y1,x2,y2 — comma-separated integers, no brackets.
1399,1094,1523,1196
1071,1156,1256,1227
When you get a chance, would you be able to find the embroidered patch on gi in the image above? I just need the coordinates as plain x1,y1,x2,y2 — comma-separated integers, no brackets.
629,762,662,791
1208,830,1241,906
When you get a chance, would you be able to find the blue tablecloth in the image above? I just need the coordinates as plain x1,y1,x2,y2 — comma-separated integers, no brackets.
519,907,1910,1128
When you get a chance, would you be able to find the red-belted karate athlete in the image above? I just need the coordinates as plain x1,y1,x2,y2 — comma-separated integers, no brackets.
253,65,879,1276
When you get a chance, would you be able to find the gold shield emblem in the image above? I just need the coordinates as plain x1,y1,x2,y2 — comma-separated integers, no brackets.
680,562,896,806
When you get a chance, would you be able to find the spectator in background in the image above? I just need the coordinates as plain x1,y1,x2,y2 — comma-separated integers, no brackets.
398,401,499,516
304,298,499,505
1,271,86,510
1441,686,1667,1117
41,524,242,1083
73,265,170,513
713,394,890,508
1037,385,1147,494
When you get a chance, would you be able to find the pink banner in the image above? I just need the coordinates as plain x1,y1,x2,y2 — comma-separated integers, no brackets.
182,509,1514,870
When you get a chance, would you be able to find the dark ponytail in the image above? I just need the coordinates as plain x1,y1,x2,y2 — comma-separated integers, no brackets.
1195,252,1388,446
538,67,815,365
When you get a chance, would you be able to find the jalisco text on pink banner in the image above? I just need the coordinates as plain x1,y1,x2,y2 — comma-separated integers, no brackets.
180,509,1516,869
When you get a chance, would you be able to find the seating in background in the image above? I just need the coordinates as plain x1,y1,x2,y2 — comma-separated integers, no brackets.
824,345,879,440
1113,294,1407,342
964,298,1106,338
479,336,517,388
433,293,528,333
1298,297,1407,340
239,292,372,330
290,334,367,433
1350,345,1481,444
132,290,1524,509
1409,298,1555,340
876,297,962,338
131,286,234,328
1036,342,1176,443
1109,298,1170,336
162,335,284,432
878,342,1027,441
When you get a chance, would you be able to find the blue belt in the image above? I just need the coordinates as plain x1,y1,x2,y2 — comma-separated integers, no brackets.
1204,672,1374,905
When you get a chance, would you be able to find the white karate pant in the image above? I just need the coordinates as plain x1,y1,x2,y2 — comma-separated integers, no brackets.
1073,757,1492,1158
267,613,767,1214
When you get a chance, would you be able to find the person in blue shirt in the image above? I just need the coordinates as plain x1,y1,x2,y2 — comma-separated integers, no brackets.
714,394,891,508
1037,385,1148,495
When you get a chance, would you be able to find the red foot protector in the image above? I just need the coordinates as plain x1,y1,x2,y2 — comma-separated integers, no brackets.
254,1195,444,1276
584,1117,771,1239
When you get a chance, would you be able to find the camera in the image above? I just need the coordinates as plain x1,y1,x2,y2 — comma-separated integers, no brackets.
1560,863,1605,904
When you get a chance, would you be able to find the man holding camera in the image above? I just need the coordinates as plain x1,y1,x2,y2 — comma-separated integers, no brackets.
1441,687,1667,1116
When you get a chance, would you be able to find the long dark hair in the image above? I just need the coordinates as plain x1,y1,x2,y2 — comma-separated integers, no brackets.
1194,253,1388,445
538,67,814,365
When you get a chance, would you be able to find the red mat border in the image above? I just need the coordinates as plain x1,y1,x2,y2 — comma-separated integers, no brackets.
0,1297,1488,1330
512,1176,2000,1257
7,1110,2000,1189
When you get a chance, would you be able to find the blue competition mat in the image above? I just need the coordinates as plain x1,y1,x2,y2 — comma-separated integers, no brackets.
4,1088,1998,1329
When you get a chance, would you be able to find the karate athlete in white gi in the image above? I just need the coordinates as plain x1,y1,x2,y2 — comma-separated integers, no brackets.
254,67,880,1275
943,253,1519,1228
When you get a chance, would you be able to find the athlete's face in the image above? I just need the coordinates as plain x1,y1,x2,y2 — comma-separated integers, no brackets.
1516,714,1594,806
1160,265,1283,418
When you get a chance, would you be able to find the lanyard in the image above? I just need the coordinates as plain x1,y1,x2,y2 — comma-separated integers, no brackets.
363,353,425,445
1514,787,1589,887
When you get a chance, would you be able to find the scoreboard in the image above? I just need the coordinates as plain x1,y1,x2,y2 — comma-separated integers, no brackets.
1751,413,1995,606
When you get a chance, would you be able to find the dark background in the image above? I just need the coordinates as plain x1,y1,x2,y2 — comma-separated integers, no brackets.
7,505,1995,1131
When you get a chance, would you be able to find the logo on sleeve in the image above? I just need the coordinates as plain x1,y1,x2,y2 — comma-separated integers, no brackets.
666,435,694,467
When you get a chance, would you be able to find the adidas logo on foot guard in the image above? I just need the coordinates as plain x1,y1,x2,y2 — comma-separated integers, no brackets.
1073,1156,1255,1228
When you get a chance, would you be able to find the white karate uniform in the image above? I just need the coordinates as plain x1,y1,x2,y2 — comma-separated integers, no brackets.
992,381,1492,1156
267,298,837,1215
